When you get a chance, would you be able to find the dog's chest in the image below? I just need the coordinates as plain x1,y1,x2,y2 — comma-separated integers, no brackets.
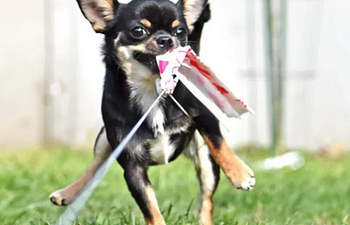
141,95,178,164
118,48,189,164
129,76,190,164
148,131,174,164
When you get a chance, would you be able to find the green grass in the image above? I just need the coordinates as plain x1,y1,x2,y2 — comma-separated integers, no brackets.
1,148,350,225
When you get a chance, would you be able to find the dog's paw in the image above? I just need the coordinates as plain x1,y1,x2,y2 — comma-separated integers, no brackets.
49,189,74,206
234,162,255,191
227,157,255,191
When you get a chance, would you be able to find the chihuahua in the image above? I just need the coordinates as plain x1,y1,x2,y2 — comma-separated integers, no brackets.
49,0,255,224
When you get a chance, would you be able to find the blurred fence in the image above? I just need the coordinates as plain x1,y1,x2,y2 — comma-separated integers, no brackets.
0,0,349,151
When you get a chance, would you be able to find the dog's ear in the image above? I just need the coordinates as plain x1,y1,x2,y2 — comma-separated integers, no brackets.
76,0,118,33
180,0,208,31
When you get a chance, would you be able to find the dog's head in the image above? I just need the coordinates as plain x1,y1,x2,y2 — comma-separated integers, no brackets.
76,0,207,73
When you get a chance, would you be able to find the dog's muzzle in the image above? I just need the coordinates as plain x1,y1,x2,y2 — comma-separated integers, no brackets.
156,35,174,51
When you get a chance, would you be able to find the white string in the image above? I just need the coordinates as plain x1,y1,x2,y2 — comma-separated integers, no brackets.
56,90,165,225
169,94,191,118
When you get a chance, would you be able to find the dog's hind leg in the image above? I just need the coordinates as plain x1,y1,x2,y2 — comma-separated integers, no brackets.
185,131,220,225
119,159,165,225
49,127,111,206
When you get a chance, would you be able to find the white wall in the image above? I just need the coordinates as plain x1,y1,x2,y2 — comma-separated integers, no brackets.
47,0,104,147
0,0,45,147
1,0,349,151
201,0,268,148
201,0,350,150
308,0,350,149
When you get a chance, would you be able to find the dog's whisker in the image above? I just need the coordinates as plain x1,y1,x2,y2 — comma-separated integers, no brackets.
186,41,200,46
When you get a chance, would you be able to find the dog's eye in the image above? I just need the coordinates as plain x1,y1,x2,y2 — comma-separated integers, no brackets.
130,27,147,39
174,28,186,39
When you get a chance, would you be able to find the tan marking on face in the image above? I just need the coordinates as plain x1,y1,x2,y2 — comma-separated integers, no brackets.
106,0,113,7
171,20,180,28
117,43,147,61
144,186,166,225
92,23,104,32
88,0,114,32
140,19,152,28
203,136,252,188
130,43,146,52
172,37,180,48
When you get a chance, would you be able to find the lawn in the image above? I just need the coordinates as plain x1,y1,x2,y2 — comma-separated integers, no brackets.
0,148,350,225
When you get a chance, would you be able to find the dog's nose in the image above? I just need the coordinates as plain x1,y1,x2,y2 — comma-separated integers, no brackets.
156,36,173,50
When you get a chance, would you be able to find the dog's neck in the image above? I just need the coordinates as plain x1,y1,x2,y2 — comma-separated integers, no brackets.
116,45,166,136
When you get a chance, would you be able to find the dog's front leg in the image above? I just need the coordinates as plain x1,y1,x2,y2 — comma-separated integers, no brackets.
50,127,111,206
189,131,220,225
120,160,165,225
193,115,255,191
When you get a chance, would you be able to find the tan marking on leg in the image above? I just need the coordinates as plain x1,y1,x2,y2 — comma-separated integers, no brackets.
140,19,152,28
171,20,180,28
144,186,165,225
199,195,214,225
203,136,255,190
50,156,107,205
50,131,111,206
197,143,215,225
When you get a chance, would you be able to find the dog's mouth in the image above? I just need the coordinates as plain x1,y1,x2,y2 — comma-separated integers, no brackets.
146,35,180,56
132,51,159,73
132,38,179,73
116,35,182,75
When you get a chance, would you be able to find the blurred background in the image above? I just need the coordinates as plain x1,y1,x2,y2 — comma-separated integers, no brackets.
1,0,349,154
1,0,350,224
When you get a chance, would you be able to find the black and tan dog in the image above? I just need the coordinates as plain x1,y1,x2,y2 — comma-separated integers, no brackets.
49,0,255,224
